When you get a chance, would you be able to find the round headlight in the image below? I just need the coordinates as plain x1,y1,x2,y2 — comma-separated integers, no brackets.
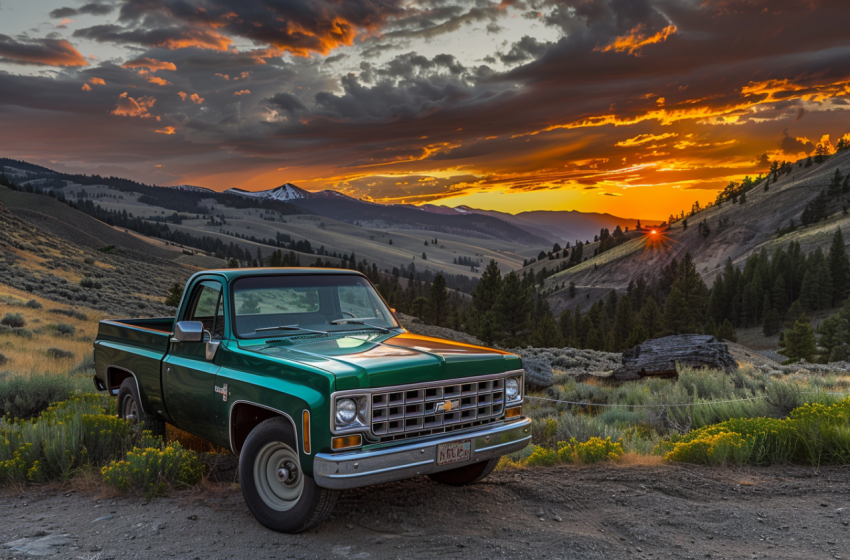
335,398,357,425
505,378,520,400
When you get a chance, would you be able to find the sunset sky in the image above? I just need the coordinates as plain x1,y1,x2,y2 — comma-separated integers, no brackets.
1,0,849,220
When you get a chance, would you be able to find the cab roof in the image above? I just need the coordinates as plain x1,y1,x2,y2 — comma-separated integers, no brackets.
194,267,366,282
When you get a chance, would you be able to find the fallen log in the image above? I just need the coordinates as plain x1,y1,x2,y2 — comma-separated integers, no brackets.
613,334,737,381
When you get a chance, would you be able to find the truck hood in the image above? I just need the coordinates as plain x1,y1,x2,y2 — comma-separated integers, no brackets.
244,331,522,391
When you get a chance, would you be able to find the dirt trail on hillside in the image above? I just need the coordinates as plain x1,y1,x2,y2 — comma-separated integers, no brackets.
2,464,848,560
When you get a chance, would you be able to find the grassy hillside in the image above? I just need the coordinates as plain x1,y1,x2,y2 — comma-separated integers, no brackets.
0,189,197,316
541,150,850,314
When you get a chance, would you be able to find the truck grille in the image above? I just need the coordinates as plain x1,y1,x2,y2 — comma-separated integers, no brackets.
370,377,506,442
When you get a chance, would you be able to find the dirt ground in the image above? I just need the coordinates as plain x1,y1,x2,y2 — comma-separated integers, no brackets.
1,463,848,560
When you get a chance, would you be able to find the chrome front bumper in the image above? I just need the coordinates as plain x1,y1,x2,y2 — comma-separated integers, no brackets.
313,417,532,490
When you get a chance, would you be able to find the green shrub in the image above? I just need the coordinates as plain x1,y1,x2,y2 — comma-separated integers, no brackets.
79,278,102,290
0,394,134,484
659,398,850,466
0,373,81,419
0,353,7,367
52,323,76,336
49,308,87,321
524,445,559,467
1,313,25,328
101,442,204,500
558,437,624,464
24,299,42,309
46,348,74,360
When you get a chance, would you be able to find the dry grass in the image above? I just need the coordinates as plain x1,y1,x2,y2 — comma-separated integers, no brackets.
614,453,665,467
0,284,103,376
166,424,229,454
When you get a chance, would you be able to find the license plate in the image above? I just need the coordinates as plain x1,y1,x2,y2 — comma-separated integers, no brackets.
436,440,471,466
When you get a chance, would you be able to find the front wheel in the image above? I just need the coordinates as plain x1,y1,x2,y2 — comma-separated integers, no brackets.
239,417,338,533
428,457,500,486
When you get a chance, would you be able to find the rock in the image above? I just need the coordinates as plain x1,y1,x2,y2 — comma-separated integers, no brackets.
613,334,737,381
4,533,74,557
522,358,554,389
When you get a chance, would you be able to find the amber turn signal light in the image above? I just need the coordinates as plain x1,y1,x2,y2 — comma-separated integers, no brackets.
302,410,311,454
505,406,522,419
332,435,362,450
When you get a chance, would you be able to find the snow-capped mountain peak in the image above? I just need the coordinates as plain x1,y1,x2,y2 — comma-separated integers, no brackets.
224,183,310,201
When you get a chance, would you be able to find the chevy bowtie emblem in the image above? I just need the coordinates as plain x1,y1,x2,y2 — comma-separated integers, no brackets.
436,399,460,413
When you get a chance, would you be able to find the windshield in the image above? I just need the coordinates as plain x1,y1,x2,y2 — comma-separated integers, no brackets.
232,274,399,339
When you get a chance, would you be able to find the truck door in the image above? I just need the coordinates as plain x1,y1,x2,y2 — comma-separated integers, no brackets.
163,279,225,440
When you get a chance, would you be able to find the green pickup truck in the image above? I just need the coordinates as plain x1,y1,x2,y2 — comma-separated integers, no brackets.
93,269,530,532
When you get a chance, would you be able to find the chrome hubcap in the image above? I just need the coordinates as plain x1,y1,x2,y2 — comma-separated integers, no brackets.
254,442,304,512
123,396,138,424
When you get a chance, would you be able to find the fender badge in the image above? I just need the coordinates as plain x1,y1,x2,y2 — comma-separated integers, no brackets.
214,383,228,402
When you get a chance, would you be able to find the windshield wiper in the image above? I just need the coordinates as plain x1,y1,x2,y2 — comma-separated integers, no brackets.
330,318,391,333
255,325,329,335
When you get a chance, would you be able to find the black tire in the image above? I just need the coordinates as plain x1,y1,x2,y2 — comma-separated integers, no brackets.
239,417,338,533
116,378,165,437
428,457,500,486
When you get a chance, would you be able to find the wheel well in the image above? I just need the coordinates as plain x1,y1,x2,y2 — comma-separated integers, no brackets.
106,367,133,396
230,402,296,455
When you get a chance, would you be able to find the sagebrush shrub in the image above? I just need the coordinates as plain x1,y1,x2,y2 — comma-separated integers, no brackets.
1,313,25,328
53,323,75,336
46,348,74,360
101,442,204,500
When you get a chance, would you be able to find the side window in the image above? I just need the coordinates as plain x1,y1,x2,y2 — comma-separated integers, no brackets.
186,281,225,338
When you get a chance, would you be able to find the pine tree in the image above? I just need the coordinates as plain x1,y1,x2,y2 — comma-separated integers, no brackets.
612,296,633,351
639,296,663,338
785,299,805,328
783,314,817,362
662,253,707,334
472,260,502,315
704,315,717,338
427,274,449,326
763,306,781,337
828,228,850,306
494,272,530,340
531,314,564,348
164,283,184,307
717,319,737,342
559,309,575,345
569,281,577,298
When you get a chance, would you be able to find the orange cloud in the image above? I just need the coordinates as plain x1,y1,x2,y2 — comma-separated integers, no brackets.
596,25,677,56
615,132,678,147
145,76,172,86
155,126,176,135
111,92,156,118
215,73,230,80
0,35,88,67
177,92,204,104
233,89,251,96
122,57,177,72
81,83,92,91
89,77,105,85
157,29,231,51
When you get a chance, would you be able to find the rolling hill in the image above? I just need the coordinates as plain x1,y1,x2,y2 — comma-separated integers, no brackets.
540,150,850,316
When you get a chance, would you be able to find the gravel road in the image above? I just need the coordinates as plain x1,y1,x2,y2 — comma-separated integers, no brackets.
2,464,848,560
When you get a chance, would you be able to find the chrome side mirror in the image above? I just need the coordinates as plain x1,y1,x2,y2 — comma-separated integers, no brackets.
172,321,204,342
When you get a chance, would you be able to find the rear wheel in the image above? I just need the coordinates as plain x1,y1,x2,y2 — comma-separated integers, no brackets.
428,457,500,486
239,417,338,533
116,378,165,437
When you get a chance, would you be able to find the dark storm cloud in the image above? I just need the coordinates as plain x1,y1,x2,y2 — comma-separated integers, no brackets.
73,0,407,56
779,129,815,156
0,34,88,66
266,92,308,114
50,2,116,18
499,36,552,64
49,7,78,18
2,0,850,204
